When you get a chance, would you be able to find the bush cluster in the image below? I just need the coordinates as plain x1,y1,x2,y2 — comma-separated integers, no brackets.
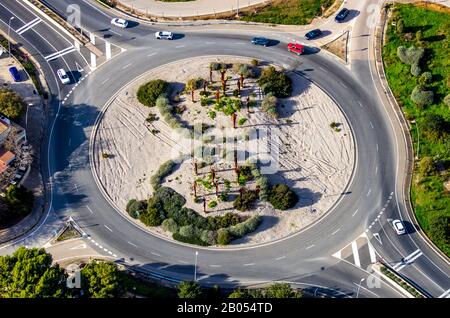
0,185,34,226
268,184,298,210
233,188,258,211
156,96,183,129
444,94,450,107
410,85,434,108
0,88,25,119
258,66,292,98
137,79,170,107
150,160,176,190
126,199,146,219
420,113,450,142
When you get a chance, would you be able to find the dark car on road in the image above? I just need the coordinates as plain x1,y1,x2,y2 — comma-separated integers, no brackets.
9,66,21,82
251,37,270,46
305,29,322,40
335,8,350,22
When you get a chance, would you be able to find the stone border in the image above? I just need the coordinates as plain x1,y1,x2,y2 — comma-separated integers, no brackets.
374,1,450,263
89,55,357,251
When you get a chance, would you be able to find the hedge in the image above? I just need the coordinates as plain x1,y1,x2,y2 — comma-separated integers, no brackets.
268,184,299,210
162,218,178,233
137,79,170,107
150,160,176,190
126,199,146,219
233,188,259,211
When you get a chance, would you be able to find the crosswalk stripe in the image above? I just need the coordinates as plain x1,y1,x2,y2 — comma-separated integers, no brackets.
44,46,76,61
393,249,422,271
16,17,41,35
351,241,361,267
438,289,450,298
367,242,377,263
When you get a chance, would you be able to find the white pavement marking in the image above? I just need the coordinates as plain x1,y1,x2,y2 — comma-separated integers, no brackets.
122,63,133,69
151,252,161,257
147,52,157,57
351,241,361,268
209,264,222,268
438,289,450,298
352,209,359,217
90,52,97,70
104,225,113,232
358,101,363,108
369,121,374,129
376,143,379,152
90,32,96,45
175,45,185,48
373,233,382,245
16,17,41,35
275,256,286,261
127,241,138,247
86,205,94,214
178,260,188,264
109,29,122,36
366,188,371,197
44,46,76,61
105,41,111,60
243,263,255,266
101,78,109,85
306,244,315,250
331,228,340,235
368,242,377,263
393,249,422,271
332,250,341,259
340,82,348,89
375,166,378,174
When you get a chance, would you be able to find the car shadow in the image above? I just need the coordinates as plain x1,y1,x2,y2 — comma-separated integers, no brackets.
302,46,321,55
171,33,185,40
402,221,417,235
68,71,82,84
266,39,280,47
126,20,139,28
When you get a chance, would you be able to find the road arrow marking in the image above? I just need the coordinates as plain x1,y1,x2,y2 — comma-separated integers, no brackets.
438,289,450,298
70,243,87,250
373,233,382,245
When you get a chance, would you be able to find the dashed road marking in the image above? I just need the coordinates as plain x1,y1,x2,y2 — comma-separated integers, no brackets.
275,256,286,261
352,209,359,217
306,244,315,250
122,63,133,69
104,225,113,232
127,241,138,247
151,252,161,257
332,228,340,235
243,263,255,266
16,17,41,35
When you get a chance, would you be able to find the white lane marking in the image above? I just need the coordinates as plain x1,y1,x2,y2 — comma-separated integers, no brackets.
101,78,110,85
151,252,161,257
375,166,378,175
44,46,77,61
122,63,133,69
275,256,286,261
340,82,348,89
205,41,216,44
373,232,382,244
16,17,41,34
306,244,315,250
351,241,361,268
234,42,246,45
366,188,371,197
369,121,374,129
243,263,255,266
376,143,379,152
147,52,157,57
178,260,188,264
73,183,78,192
127,241,138,247
209,264,222,268
438,289,450,298
331,228,340,235
86,205,94,214
367,242,377,263
332,250,342,259
352,209,359,217
358,101,363,108
393,249,422,271
104,225,113,232
319,66,326,72
394,250,423,271
175,45,185,48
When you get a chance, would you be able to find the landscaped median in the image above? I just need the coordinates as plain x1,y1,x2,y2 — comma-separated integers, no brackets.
382,3,450,258
372,262,426,298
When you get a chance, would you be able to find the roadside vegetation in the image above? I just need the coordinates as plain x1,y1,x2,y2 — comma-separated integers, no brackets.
0,88,26,120
240,0,334,25
0,185,34,227
383,3,450,256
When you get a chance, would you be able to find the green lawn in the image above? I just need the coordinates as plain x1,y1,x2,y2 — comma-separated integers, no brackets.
240,0,334,25
383,4,450,257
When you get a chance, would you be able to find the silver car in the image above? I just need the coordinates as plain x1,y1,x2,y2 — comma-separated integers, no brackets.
392,219,406,235
155,31,173,40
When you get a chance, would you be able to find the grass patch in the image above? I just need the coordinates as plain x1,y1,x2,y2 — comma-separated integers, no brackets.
56,225,81,242
240,0,334,25
383,4,450,257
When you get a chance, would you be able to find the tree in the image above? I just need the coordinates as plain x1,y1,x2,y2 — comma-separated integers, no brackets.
228,289,250,298
444,94,450,107
0,88,25,119
268,184,299,210
217,228,231,245
177,281,203,298
258,66,292,98
137,79,170,107
0,247,67,298
421,113,450,141
396,19,404,34
411,85,433,107
265,283,302,298
81,261,120,298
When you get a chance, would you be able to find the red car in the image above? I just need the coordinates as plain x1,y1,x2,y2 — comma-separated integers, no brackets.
287,43,305,55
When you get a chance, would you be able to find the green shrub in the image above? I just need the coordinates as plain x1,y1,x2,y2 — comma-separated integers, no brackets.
140,198,164,226
150,160,176,190
256,176,270,201
228,216,261,238
162,218,178,233
208,111,216,119
200,230,217,245
251,59,259,66
217,228,231,245
418,72,433,84
396,18,404,34
444,94,450,107
207,213,240,230
137,79,170,107
420,113,450,142
410,63,422,77
0,88,25,119
233,188,258,211
258,66,292,98
208,200,218,209
173,232,208,246
268,184,298,210
179,224,197,238
428,216,449,247
238,118,247,126
261,94,278,118
417,156,436,176
411,85,434,107
126,199,146,219
397,46,424,66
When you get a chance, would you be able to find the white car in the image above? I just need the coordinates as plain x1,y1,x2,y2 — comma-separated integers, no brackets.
57,69,70,85
392,219,406,235
155,31,173,40
111,18,128,28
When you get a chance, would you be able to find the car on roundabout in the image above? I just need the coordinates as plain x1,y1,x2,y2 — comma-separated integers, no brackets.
155,31,173,40
335,8,350,22
305,29,323,40
392,219,406,235
110,18,128,28
287,43,305,55
251,37,270,46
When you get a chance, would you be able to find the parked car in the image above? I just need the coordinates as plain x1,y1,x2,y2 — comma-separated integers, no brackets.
57,69,70,85
154,31,173,40
392,219,406,235
287,43,305,56
335,8,350,22
10,180,17,186
9,66,21,82
305,29,322,40
14,173,22,180
251,37,270,46
19,166,27,172
111,18,128,28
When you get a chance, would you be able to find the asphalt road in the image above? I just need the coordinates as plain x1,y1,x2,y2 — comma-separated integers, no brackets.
0,0,448,298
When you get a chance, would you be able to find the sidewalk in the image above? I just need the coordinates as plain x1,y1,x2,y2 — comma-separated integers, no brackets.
117,0,267,18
